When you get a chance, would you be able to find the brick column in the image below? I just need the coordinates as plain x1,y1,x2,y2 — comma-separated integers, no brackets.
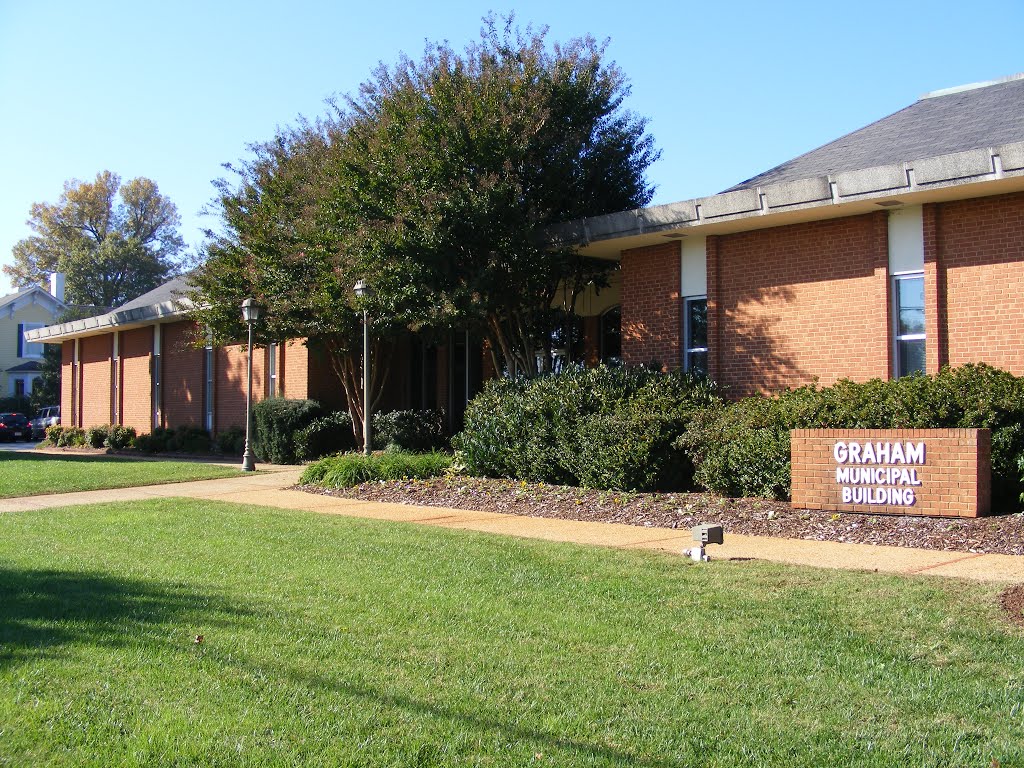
922,203,947,373
706,235,722,383
620,242,682,368
871,211,893,380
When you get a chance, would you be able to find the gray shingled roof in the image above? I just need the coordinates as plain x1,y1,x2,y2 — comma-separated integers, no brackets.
114,273,192,312
726,75,1024,192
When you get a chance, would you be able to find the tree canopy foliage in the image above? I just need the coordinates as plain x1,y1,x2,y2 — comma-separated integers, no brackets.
191,15,658,439
5,171,185,308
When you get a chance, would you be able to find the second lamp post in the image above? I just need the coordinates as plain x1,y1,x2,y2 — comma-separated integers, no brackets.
240,297,262,472
353,280,373,455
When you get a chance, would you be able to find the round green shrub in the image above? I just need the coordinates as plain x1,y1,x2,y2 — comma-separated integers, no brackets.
453,365,720,491
295,411,356,462
253,399,324,464
373,409,447,453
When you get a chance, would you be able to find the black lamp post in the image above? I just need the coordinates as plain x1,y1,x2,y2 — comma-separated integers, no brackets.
353,280,373,456
241,298,262,471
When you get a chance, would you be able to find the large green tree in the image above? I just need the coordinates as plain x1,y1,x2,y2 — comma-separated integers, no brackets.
333,15,658,374
6,171,185,307
191,15,658,442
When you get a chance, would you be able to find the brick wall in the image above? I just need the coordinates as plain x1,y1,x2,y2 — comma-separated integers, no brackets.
60,341,74,426
162,321,204,428
215,343,266,433
791,428,991,517
934,191,1024,375
710,212,890,396
620,241,681,368
281,339,309,401
120,328,153,433
79,334,113,427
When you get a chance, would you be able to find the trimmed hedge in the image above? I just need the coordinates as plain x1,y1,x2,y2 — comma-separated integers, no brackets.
253,399,324,464
134,426,213,454
216,426,246,456
295,412,357,462
453,365,720,491
681,364,1024,505
300,450,452,488
373,409,447,452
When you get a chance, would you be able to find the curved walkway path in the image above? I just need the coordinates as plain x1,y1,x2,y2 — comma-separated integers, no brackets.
1,464,1021,584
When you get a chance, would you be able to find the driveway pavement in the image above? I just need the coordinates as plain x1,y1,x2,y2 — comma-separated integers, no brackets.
1,462,1021,584
0,440,42,452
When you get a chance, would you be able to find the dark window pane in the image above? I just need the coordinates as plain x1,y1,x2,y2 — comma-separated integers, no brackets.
687,299,707,349
898,339,925,377
600,307,621,363
687,350,708,376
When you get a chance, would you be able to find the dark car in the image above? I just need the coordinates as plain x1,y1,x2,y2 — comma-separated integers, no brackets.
0,413,31,442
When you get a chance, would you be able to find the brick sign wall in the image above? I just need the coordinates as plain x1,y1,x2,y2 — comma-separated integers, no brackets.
791,429,991,518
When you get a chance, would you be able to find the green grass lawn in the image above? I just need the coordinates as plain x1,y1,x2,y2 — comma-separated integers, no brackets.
1,499,1021,766
0,453,240,497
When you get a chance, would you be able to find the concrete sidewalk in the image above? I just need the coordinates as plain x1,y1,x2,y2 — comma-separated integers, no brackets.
1,466,1021,584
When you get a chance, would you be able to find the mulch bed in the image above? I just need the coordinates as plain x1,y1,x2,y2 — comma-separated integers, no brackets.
1001,585,1024,627
301,475,1024,557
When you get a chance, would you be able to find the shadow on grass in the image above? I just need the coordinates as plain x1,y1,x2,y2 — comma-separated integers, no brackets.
0,566,253,669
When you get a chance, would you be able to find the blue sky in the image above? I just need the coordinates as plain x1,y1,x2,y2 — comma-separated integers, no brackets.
1,0,1022,296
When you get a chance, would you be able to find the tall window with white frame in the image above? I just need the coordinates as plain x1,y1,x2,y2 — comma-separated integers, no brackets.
893,273,925,377
267,342,278,397
683,296,708,375
152,327,162,430
204,335,214,432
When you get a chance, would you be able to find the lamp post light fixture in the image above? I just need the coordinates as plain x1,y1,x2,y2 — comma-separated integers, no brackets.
241,298,262,472
353,280,374,456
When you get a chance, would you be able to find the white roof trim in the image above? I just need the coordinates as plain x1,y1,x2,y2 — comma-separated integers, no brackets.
550,140,1024,249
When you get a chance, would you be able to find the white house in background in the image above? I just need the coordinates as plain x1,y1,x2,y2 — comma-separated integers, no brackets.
0,274,66,398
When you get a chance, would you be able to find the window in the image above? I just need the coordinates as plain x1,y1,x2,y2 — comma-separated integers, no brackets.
17,323,45,358
893,274,925,377
13,378,25,398
204,338,214,431
599,306,621,365
152,327,162,429
683,297,708,375
550,314,583,373
267,343,278,397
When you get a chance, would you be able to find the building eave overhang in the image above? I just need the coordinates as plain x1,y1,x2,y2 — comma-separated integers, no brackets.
23,299,194,343
551,140,1024,259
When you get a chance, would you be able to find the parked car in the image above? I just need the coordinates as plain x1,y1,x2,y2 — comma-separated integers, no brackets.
0,413,31,442
30,405,60,440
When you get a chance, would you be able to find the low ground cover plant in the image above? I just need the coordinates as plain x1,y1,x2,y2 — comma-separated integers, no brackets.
682,363,1024,504
300,450,452,488
453,364,720,491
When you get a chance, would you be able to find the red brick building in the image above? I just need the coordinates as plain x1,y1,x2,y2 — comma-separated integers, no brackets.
555,74,1024,395
26,74,1024,431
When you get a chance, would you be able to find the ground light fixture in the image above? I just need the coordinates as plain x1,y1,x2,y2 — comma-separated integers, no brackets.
688,524,724,562
241,298,262,472
353,280,373,456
